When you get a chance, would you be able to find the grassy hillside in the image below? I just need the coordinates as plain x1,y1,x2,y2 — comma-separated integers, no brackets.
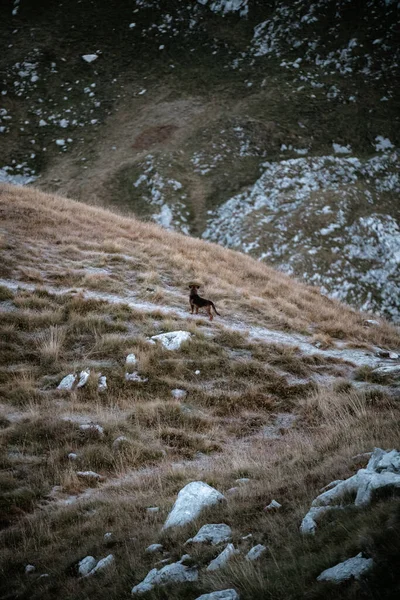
0,0,399,319
0,184,399,599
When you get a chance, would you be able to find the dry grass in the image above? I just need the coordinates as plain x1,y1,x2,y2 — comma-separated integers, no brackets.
0,184,399,599
1,184,399,347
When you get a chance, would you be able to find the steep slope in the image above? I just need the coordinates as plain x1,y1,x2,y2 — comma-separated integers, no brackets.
0,184,399,600
0,0,399,319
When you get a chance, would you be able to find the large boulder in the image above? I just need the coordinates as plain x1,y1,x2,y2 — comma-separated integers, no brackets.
151,331,191,351
131,557,198,595
317,553,373,583
163,482,226,530
301,448,400,534
186,523,232,546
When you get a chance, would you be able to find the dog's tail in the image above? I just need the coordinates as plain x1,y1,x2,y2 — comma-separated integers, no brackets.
211,302,220,316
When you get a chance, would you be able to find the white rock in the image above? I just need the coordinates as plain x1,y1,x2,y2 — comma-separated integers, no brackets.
77,470,104,481
68,452,78,461
319,480,343,493
195,370,201,375
151,331,192,351
126,353,137,365
98,375,107,391
57,374,76,390
78,556,97,576
145,544,163,554
171,388,187,400
82,54,98,63
112,436,129,450
131,559,198,595
389,352,399,360
186,524,232,546
206,544,239,571
146,506,159,514
301,448,400,534
87,554,115,576
125,372,148,383
77,369,90,388
241,534,252,540
264,499,282,511
363,319,380,327
104,532,112,541
79,423,104,436
317,553,373,583
195,591,240,600
246,544,267,561
373,364,400,376
25,564,36,574
235,478,250,485
163,482,226,530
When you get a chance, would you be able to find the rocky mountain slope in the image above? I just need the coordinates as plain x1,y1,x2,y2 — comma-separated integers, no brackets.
0,0,399,320
0,184,399,599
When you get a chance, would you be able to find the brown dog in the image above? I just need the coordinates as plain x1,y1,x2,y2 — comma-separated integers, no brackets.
189,285,220,321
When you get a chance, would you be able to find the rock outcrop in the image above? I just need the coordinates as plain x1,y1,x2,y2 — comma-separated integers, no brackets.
317,553,373,583
301,448,400,534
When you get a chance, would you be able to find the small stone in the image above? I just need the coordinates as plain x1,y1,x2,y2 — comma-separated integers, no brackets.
68,452,78,461
246,544,267,561
131,559,198,595
77,369,90,388
57,374,76,390
79,423,104,436
104,532,112,541
389,352,399,360
206,544,239,571
264,499,282,511
317,553,373,583
78,556,97,576
363,319,379,327
76,470,104,482
112,436,129,450
235,478,250,485
25,564,36,574
146,506,159,514
126,353,137,365
145,544,163,554
195,591,239,600
241,534,253,541
185,524,232,546
125,372,148,383
195,370,201,375
98,375,107,391
150,331,191,351
86,554,114,576
171,388,187,400
82,54,98,63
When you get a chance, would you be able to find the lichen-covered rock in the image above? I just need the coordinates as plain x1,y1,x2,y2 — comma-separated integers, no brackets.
186,523,232,546
163,481,226,530
206,544,239,571
195,590,240,600
317,553,373,583
131,558,198,595
151,331,191,351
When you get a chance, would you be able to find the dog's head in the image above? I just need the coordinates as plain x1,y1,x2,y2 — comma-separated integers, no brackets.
189,284,200,292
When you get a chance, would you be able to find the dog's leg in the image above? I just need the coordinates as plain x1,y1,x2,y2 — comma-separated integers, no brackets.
195,306,199,314
206,305,213,321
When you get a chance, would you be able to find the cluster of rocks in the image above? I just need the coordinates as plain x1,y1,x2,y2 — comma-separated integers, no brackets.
78,554,115,577
131,481,268,597
57,369,107,392
57,330,193,392
301,448,400,583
